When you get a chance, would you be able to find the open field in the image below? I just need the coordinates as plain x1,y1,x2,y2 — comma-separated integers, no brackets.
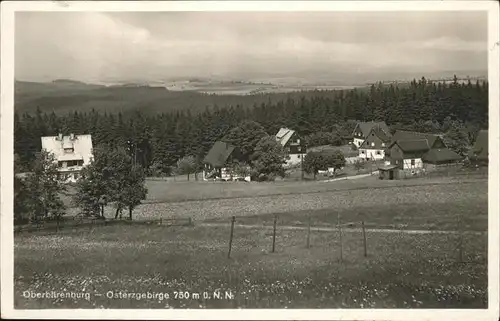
56,177,488,232
14,223,487,309
15,176,488,309
142,175,486,204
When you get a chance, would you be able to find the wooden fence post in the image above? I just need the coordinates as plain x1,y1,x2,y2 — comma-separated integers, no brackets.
306,216,311,249
362,220,367,258
272,215,277,253
338,213,343,263
457,214,463,263
228,216,236,259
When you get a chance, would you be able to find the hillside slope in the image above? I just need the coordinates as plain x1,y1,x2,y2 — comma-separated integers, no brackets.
15,80,353,115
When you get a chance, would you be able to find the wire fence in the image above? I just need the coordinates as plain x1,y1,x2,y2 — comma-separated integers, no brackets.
217,213,486,266
14,201,486,267
13,215,193,235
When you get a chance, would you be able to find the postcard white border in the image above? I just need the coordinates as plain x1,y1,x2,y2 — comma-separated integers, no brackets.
1,1,499,320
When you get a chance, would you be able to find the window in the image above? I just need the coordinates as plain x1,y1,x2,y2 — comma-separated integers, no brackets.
64,148,74,153
381,143,385,147
361,150,365,154
297,155,301,159
395,160,399,164
376,150,381,155
411,159,415,166
371,133,374,136
371,142,375,147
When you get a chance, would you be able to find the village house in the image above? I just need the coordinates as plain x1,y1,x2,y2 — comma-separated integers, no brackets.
275,127,307,167
385,130,462,172
387,139,429,170
203,141,249,181
470,129,488,165
351,121,391,148
358,126,392,161
41,133,93,183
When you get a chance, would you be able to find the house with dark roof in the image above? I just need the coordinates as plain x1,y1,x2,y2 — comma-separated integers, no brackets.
470,129,488,165
203,141,246,181
351,121,391,148
422,148,462,165
387,130,463,170
390,130,446,149
275,127,306,167
358,126,392,161
388,139,429,170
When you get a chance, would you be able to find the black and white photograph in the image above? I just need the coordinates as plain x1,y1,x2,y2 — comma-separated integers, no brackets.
1,1,499,320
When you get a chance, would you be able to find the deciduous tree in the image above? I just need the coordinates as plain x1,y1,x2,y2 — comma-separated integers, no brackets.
22,150,66,222
250,136,286,179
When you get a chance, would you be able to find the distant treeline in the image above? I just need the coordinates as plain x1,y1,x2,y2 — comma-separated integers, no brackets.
15,76,488,173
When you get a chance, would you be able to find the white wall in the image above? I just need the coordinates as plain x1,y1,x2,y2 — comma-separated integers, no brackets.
285,153,307,167
358,149,385,160
402,158,423,170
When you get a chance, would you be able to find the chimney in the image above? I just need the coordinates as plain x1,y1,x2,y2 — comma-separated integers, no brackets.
70,133,75,140
58,133,63,141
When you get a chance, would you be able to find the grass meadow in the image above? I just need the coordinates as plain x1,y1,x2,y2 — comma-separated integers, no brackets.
15,175,488,309
14,223,487,309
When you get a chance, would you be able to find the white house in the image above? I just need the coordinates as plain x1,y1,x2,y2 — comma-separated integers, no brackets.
358,126,392,161
351,121,391,148
41,133,93,183
275,128,307,167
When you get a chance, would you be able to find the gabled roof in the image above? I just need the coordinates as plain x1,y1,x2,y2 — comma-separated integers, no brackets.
422,148,462,164
352,121,390,138
276,128,296,146
391,139,430,153
472,130,488,160
203,141,236,168
391,130,444,148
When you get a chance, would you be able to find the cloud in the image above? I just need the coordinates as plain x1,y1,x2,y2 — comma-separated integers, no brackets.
15,11,488,83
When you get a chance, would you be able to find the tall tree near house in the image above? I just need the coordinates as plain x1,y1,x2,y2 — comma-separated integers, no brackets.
302,152,328,180
74,146,148,219
22,150,66,222
114,165,148,220
175,155,197,181
444,120,471,157
250,136,287,179
222,120,268,163
74,146,115,218
325,150,346,175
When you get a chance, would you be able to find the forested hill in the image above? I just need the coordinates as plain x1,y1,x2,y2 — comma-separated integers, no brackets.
15,80,366,115
15,76,488,173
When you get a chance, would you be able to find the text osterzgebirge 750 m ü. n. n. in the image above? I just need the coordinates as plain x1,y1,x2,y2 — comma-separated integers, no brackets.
105,290,235,301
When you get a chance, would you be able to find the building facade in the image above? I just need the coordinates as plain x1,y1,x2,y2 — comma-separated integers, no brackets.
276,128,307,167
41,133,93,183
358,127,392,161
351,121,391,148
388,139,428,170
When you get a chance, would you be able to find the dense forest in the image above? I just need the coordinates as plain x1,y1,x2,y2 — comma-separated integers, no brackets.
14,76,488,174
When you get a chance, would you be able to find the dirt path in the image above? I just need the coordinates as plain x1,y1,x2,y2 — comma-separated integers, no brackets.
200,221,486,235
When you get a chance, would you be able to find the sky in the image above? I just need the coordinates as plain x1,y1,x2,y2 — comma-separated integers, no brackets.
15,11,488,84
